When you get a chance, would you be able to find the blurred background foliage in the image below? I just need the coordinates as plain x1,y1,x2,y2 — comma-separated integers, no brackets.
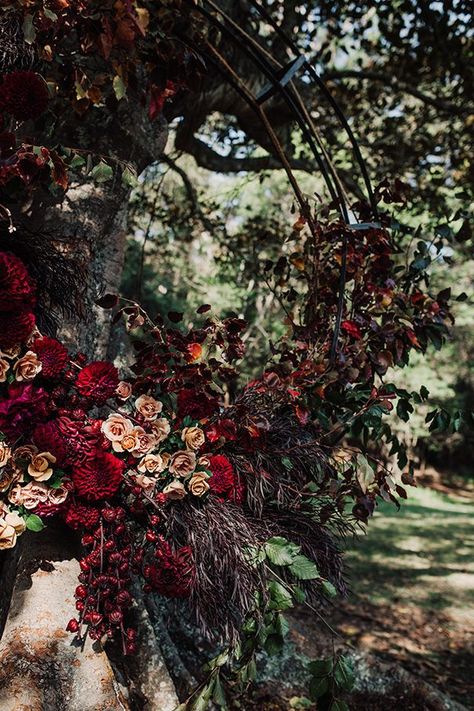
122,0,473,485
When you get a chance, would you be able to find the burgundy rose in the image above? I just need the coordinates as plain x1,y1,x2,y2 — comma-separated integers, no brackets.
33,421,69,467
71,451,124,501
177,388,219,420
0,71,49,121
75,362,119,404
0,383,50,440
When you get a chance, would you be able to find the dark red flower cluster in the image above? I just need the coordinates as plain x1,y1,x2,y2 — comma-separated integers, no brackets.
65,501,101,531
0,71,49,121
144,539,195,598
0,252,36,349
33,336,68,377
208,454,245,505
177,388,219,420
33,421,69,467
0,383,50,439
75,362,119,404
71,451,124,501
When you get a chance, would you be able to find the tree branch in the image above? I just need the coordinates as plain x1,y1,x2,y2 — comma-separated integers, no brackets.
322,69,471,115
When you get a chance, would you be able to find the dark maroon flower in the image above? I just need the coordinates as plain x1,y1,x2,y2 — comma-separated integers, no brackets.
33,421,69,467
0,251,36,311
33,336,68,377
0,383,50,440
0,310,35,349
0,71,49,121
208,454,245,505
145,540,194,598
64,501,101,531
206,418,237,443
75,362,119,404
71,451,124,501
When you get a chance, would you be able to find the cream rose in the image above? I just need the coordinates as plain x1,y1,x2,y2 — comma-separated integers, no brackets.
198,455,211,469
163,480,187,500
14,350,42,381
113,426,144,453
0,520,17,549
137,454,165,475
188,471,210,497
181,426,205,451
150,417,170,443
135,395,163,421
4,510,26,534
28,452,56,482
7,485,24,506
102,413,134,443
169,450,196,479
0,357,9,382
13,444,38,465
0,442,11,468
116,381,132,400
0,462,20,493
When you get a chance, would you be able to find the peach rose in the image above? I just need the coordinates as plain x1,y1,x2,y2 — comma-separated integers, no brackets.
0,519,17,549
131,430,157,458
20,481,49,509
0,442,11,468
0,344,20,360
188,471,210,497
13,444,38,465
135,394,163,421
160,452,171,469
198,455,211,469
150,417,170,443
14,350,42,381
28,452,56,482
102,413,134,443
169,450,196,479
135,474,156,494
163,480,186,500
181,426,205,451
48,484,69,505
113,426,144,453
116,381,132,400
137,454,165,475
7,485,24,506
0,357,9,382
0,462,20,493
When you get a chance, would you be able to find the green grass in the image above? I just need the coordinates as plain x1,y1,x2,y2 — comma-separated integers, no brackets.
345,486,474,622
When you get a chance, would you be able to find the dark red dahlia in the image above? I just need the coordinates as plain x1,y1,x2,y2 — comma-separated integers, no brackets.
145,541,194,598
71,451,124,501
64,501,101,531
75,362,119,404
177,388,219,420
0,383,50,440
0,310,35,349
208,454,245,505
0,251,36,311
0,71,49,121
33,336,68,377
35,500,69,519
33,421,69,467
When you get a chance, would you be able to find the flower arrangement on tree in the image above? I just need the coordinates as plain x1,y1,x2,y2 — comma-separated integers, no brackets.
0,2,466,709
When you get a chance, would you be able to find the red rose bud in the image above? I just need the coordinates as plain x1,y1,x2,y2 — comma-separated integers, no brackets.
114,523,126,536
116,590,132,607
75,585,87,599
150,515,161,526
143,584,152,594
104,539,116,551
89,611,103,627
109,609,123,624
75,601,85,612
81,534,94,547
109,552,122,565
79,560,90,572
66,619,80,633
102,508,116,522
146,530,158,543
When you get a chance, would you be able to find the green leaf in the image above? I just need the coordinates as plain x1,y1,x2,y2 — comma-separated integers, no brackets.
281,456,293,470
334,656,355,692
267,581,294,610
113,75,127,101
308,658,333,676
309,675,329,699
25,514,45,532
212,676,227,707
90,161,114,183
330,701,349,711
321,581,337,599
355,453,375,494
265,536,300,566
264,633,284,655
22,14,36,44
290,555,320,580
289,697,313,709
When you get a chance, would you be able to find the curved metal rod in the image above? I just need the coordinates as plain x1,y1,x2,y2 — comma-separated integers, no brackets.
186,0,350,222
248,0,378,217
